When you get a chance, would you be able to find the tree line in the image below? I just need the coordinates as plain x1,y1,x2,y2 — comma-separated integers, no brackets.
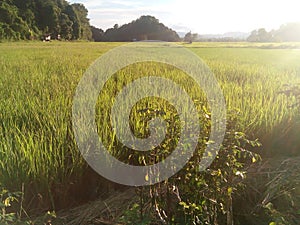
1,0,300,43
0,0,92,40
247,23,300,42
0,1,179,42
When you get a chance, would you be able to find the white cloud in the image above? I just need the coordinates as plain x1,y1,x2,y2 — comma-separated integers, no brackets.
169,0,300,33
70,0,300,33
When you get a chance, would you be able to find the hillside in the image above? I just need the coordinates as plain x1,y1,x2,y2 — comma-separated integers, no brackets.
99,15,180,42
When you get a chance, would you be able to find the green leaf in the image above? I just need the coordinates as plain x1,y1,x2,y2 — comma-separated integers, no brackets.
4,198,11,207
145,173,149,182
228,187,233,195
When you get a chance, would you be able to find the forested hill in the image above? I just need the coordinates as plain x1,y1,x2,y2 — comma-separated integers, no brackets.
97,16,180,42
0,0,92,40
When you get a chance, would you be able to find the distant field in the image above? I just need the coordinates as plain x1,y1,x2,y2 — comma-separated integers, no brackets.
1,41,300,212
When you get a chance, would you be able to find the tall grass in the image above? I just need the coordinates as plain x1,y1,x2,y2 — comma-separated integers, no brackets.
191,47,300,142
0,42,121,207
0,41,300,210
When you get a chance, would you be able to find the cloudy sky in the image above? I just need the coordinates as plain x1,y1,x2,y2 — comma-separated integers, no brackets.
69,0,300,34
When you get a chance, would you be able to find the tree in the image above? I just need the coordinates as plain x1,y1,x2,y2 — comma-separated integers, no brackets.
274,23,300,42
247,30,258,42
247,28,271,42
64,4,80,39
192,33,198,41
257,28,271,42
113,24,119,29
71,3,92,40
91,25,104,41
0,1,30,40
60,13,73,40
38,1,61,36
184,31,192,43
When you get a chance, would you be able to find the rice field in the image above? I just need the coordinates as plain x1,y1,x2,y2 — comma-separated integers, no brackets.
0,41,300,216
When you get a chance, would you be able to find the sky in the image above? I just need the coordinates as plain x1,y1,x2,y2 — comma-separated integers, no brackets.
69,0,300,34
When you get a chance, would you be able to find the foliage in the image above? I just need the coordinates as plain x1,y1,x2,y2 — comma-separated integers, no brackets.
100,15,180,41
247,22,300,42
71,3,92,40
0,0,92,40
118,203,151,225
0,186,20,224
0,185,32,224
247,28,272,42
91,25,104,42
275,23,300,42
140,115,261,224
0,1,30,40
183,31,192,43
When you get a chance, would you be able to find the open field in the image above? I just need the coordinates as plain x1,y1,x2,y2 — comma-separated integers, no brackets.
1,41,300,223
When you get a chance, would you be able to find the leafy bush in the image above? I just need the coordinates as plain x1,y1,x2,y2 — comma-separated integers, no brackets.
0,185,25,224
126,112,261,225
118,203,152,225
